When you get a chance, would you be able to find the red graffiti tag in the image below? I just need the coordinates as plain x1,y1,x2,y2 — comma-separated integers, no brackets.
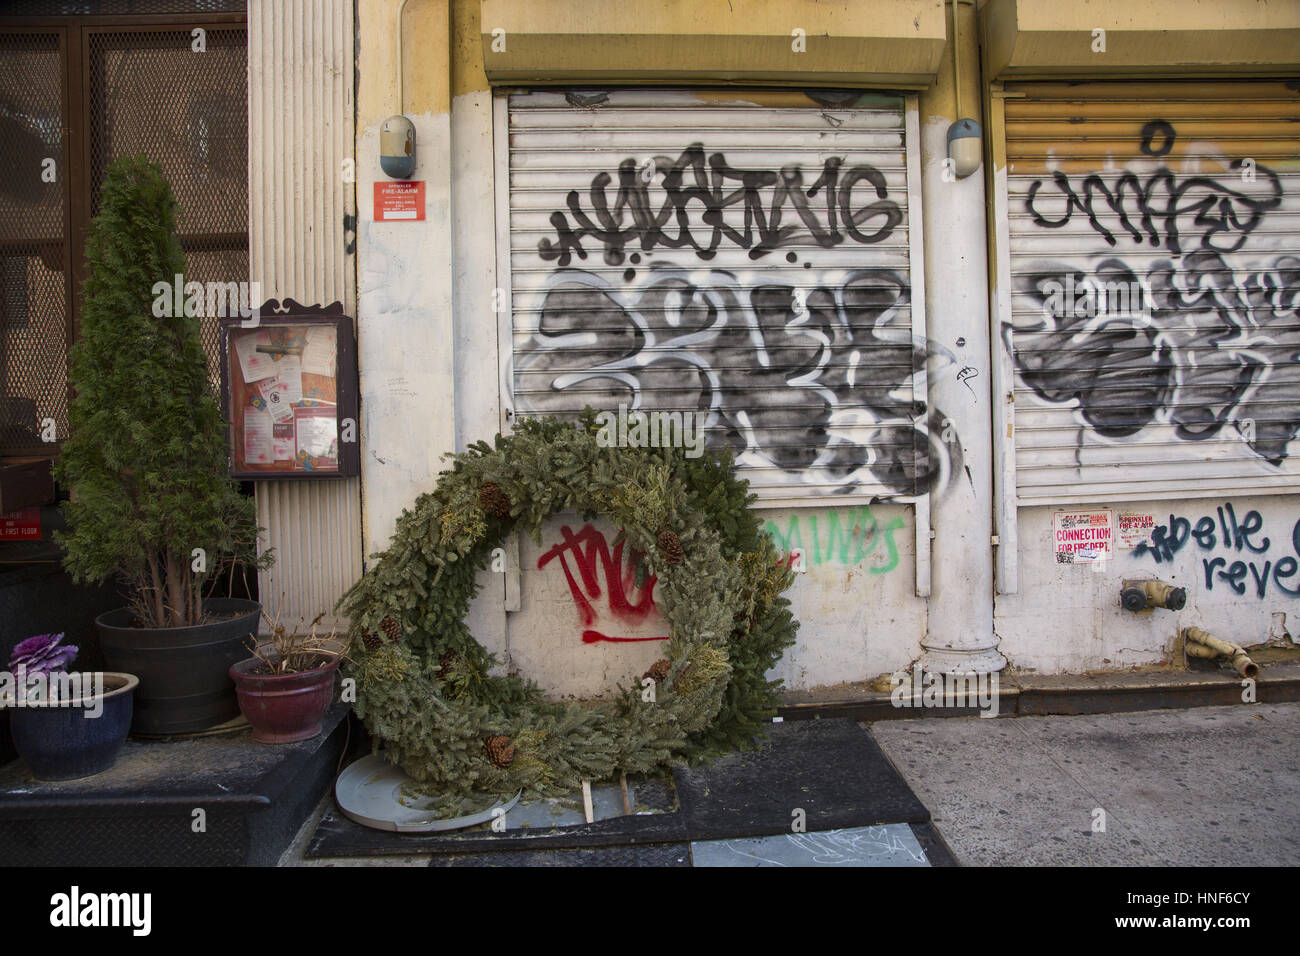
537,524,669,644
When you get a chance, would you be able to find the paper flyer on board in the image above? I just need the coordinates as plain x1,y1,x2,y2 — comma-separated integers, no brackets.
257,377,295,423
234,330,277,383
301,327,336,377
243,409,274,464
295,407,338,466
274,354,304,404
272,422,295,461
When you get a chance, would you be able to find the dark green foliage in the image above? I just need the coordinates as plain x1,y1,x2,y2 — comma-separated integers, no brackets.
53,155,268,627
338,412,797,811
650,442,798,756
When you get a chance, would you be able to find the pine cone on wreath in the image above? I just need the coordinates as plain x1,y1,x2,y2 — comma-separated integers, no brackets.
479,481,512,521
381,617,402,643
362,631,384,651
643,659,671,683
483,734,515,769
437,648,459,676
657,528,684,566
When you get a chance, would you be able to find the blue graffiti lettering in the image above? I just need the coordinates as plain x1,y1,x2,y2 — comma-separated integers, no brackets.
1137,505,1300,600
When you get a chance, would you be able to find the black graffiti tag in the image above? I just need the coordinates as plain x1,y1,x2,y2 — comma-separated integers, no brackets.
1009,254,1300,464
1011,120,1298,466
1025,162,1282,255
515,268,960,495
1138,120,1176,157
538,144,903,267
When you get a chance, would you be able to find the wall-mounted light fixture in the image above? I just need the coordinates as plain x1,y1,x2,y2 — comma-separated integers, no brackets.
946,118,982,179
380,0,416,179
945,0,981,180
380,116,415,179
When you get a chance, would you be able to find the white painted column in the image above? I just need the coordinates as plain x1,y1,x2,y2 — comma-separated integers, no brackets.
248,0,362,632
449,0,509,663
916,0,1004,675
356,0,458,557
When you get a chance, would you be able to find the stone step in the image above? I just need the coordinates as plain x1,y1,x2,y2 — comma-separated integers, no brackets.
0,703,351,866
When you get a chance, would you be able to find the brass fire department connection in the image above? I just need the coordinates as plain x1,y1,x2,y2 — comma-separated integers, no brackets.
1183,627,1259,679
1120,579,1187,612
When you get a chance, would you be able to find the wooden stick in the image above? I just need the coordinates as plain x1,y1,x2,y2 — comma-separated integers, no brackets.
581,780,595,824
620,773,632,815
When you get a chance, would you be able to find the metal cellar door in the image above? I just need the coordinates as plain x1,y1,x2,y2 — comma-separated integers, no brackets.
998,80,1300,505
499,88,933,507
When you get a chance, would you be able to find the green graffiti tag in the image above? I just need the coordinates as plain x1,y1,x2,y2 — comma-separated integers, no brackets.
764,506,904,574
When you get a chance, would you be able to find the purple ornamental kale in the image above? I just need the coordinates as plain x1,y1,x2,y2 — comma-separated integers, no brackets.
8,633,78,676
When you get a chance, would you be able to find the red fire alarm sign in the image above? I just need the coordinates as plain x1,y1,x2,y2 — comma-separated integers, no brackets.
374,181,425,222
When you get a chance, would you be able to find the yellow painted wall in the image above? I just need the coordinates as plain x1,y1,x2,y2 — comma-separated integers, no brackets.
478,0,947,87
982,0,1300,78
358,0,450,121
452,0,490,95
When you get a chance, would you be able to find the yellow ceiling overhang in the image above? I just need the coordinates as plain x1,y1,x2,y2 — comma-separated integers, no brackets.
479,0,948,89
982,0,1300,79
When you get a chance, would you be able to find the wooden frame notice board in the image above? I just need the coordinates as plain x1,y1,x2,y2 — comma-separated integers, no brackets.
219,302,359,479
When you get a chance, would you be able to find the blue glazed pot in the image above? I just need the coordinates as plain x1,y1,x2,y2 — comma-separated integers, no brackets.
8,672,138,781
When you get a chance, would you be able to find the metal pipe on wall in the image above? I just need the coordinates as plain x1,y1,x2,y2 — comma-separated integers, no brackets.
1184,627,1259,679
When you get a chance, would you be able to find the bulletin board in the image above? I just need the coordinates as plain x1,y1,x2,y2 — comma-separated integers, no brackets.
219,303,359,479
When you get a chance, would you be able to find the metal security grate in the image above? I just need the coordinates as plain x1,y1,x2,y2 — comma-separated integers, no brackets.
88,26,249,387
0,18,247,458
0,31,67,456
1001,80,1300,504
3,1,246,15
506,89,928,503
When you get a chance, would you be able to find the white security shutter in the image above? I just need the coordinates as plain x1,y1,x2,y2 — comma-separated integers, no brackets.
1002,80,1300,504
504,89,929,503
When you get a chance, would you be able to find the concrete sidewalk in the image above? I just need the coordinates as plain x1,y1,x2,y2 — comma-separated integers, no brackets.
870,701,1300,866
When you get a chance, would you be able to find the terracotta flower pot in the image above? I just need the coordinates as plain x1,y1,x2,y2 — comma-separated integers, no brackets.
229,655,340,744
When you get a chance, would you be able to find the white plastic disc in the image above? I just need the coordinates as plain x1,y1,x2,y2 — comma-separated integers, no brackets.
334,753,521,833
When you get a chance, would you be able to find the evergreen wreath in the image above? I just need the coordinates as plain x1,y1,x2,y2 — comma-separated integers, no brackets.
338,411,797,811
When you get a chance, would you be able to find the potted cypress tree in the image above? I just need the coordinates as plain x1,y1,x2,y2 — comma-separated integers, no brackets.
54,154,272,736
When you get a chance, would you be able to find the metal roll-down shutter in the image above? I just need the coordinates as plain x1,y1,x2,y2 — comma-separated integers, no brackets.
502,88,931,504
1001,80,1300,504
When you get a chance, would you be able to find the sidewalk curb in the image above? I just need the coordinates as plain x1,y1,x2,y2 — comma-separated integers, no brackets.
776,662,1300,722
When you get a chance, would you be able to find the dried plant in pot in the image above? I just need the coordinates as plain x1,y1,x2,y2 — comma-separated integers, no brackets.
52,155,273,736
2,634,138,781
229,614,345,744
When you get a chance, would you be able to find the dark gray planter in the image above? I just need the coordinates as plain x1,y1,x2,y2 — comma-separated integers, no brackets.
95,598,261,736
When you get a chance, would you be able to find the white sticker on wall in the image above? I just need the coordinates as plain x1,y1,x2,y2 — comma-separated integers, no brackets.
1116,512,1156,550
1053,509,1113,565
